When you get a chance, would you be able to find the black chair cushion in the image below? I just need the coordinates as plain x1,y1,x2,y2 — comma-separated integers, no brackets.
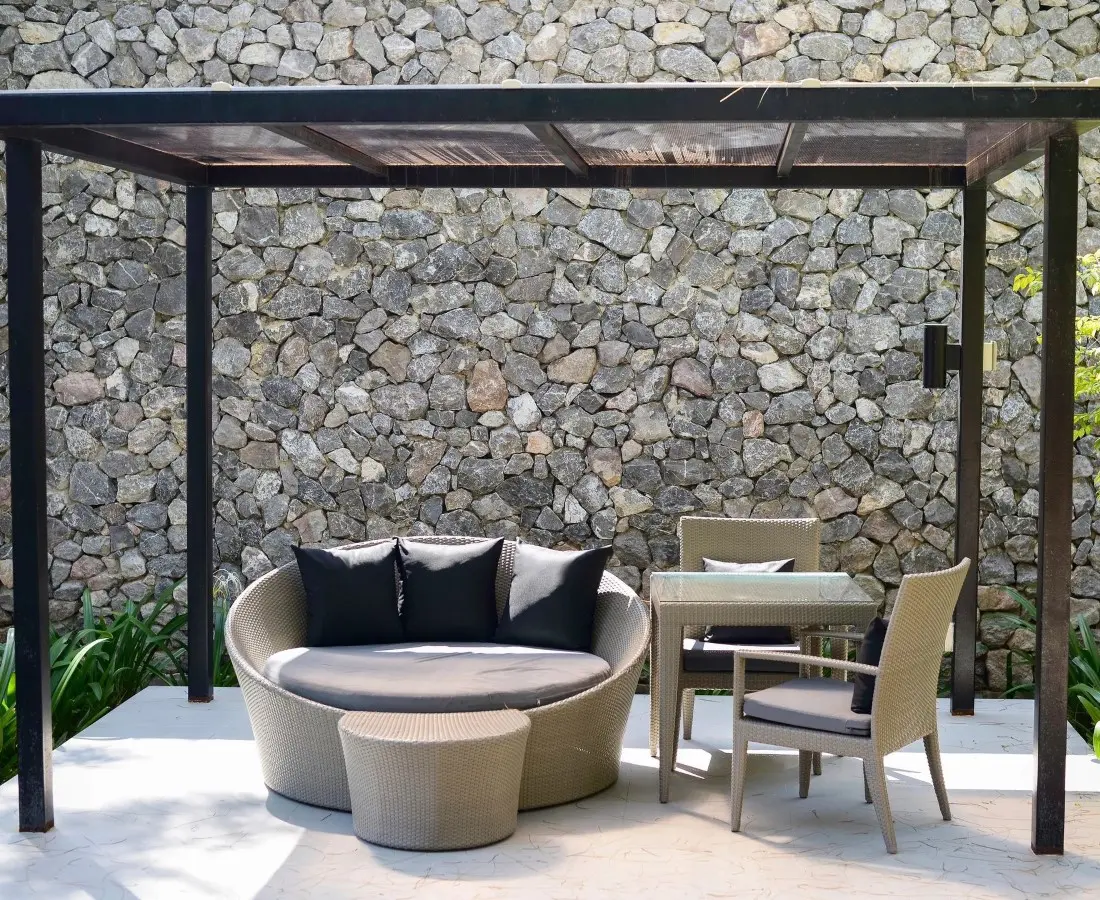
293,542,403,647
397,538,503,642
701,557,796,645
495,543,613,652
851,616,888,714
682,639,801,674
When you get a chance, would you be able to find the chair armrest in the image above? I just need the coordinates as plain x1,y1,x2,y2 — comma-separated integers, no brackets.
798,630,865,643
733,648,880,676
730,648,878,713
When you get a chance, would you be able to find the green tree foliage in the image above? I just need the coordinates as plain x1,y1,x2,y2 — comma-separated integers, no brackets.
1014,254,1100,491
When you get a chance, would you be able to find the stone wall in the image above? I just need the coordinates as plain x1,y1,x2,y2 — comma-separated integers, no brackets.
4,0,1100,692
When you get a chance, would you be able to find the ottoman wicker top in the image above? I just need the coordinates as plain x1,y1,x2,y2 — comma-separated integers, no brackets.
338,709,531,745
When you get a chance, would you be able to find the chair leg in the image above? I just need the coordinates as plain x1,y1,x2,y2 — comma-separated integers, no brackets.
812,751,822,776
682,689,696,740
924,730,952,821
798,750,811,799
863,755,898,854
675,688,683,744
730,731,749,832
649,671,658,757
863,760,871,804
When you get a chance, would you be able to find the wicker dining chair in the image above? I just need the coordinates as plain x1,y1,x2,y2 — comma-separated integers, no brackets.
729,558,970,853
649,516,822,757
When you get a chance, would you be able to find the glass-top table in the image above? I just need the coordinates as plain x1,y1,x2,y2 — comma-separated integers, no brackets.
649,572,881,802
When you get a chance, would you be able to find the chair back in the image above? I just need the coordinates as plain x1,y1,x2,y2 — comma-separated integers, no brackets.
872,559,970,751
678,516,821,573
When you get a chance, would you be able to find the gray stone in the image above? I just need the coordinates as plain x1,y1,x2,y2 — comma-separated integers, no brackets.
577,209,647,257
758,361,805,393
655,46,720,81
743,439,791,478
848,315,902,353
373,383,429,420
70,463,114,506
457,458,506,495
882,37,939,72
176,28,219,63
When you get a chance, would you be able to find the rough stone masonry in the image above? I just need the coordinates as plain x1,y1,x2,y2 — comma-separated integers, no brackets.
4,0,1100,693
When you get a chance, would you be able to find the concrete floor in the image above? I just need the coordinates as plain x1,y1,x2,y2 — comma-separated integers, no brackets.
2,687,1099,899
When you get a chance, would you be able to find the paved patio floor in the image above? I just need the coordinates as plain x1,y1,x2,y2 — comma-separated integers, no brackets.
2,687,1100,899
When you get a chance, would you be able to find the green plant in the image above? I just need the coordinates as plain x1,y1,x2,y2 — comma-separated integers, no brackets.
1000,586,1100,749
52,586,188,741
0,630,15,783
1,573,245,783
1014,255,1100,493
212,568,242,688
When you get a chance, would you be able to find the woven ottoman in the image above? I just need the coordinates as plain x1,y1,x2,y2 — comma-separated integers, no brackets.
337,709,531,851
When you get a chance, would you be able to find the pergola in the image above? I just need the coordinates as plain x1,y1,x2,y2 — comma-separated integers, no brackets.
1,81,1096,855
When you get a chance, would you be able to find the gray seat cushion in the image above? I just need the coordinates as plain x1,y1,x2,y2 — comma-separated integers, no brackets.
742,678,872,736
263,642,612,713
682,639,801,675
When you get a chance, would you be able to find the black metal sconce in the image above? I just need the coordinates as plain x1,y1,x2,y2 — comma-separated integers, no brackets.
922,324,962,389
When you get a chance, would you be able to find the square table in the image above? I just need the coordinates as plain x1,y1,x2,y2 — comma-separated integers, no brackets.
649,571,882,802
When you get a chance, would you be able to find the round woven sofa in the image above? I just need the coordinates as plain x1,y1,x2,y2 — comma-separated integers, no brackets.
226,535,649,812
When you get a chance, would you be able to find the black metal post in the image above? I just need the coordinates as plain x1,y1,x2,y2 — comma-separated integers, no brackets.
8,138,52,831
186,185,214,703
1033,131,1077,855
952,184,985,716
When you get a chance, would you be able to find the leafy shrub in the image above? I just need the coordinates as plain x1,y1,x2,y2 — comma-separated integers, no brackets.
1,576,240,783
1000,587,1100,747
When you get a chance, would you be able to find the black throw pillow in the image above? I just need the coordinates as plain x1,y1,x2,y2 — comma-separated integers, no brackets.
293,542,403,647
397,538,504,642
701,558,796,645
496,543,613,652
851,616,889,714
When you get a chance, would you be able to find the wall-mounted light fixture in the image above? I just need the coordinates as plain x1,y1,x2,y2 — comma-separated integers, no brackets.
922,324,960,389
922,323,998,388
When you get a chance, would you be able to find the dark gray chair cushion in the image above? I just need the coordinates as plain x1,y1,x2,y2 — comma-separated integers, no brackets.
263,642,611,713
682,639,800,674
742,678,872,736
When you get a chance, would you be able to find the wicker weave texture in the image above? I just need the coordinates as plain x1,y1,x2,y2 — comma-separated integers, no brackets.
338,710,530,851
729,559,971,853
677,516,822,575
227,536,649,813
652,517,824,755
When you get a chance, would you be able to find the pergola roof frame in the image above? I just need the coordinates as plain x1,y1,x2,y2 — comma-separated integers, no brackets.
1,83,1098,190
2,82,1088,858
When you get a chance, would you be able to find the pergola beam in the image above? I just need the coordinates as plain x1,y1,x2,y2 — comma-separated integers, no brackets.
185,186,214,703
1,127,207,185
525,123,589,177
1032,130,1077,855
206,163,966,190
8,138,53,832
3,84,1100,128
264,125,387,176
776,123,808,177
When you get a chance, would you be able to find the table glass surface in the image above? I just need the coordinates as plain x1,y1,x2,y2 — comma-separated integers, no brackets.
649,571,875,606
